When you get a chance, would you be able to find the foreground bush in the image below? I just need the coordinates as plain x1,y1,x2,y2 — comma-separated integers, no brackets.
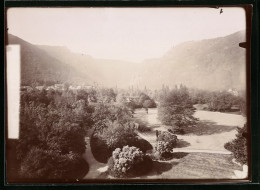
20,147,89,180
154,131,178,160
91,122,152,163
16,88,94,181
90,134,110,163
108,146,152,178
224,123,248,165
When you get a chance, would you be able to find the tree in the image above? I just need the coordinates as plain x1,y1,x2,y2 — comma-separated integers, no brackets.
92,102,133,133
17,89,91,180
208,91,236,112
99,122,137,151
20,147,88,180
98,88,117,103
158,86,197,134
143,99,156,108
91,120,152,163
224,123,248,165
138,93,150,106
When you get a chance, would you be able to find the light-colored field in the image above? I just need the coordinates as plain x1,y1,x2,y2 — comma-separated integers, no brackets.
193,110,246,127
133,107,247,179
134,108,246,153
141,152,243,179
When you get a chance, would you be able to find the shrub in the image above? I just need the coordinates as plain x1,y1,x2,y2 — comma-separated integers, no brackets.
91,123,153,163
224,123,248,165
108,146,152,178
90,134,110,163
154,131,178,160
157,131,178,148
154,141,173,160
102,122,136,150
143,99,156,108
137,124,152,132
20,147,89,180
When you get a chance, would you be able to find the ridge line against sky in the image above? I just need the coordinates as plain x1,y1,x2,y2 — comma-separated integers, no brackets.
7,7,246,62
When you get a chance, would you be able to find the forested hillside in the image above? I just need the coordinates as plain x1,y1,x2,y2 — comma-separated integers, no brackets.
8,30,246,91
7,34,91,86
135,31,246,90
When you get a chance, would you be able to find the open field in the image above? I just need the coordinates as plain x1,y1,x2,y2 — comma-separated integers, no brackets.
134,108,246,153
83,107,246,179
142,152,243,179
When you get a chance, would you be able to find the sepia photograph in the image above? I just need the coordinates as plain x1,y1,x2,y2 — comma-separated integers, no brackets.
5,7,250,183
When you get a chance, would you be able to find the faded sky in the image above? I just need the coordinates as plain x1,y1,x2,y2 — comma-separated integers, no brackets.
7,7,246,62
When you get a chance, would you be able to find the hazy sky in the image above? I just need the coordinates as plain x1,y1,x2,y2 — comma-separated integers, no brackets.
7,7,246,62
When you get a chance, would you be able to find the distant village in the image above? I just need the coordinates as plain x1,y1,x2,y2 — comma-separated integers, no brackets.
21,84,95,92
21,83,240,97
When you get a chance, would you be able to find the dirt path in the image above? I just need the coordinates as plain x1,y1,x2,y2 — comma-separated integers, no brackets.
83,137,108,179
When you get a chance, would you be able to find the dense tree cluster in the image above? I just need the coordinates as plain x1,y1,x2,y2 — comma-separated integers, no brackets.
17,88,92,180
158,85,198,134
189,89,246,114
90,96,152,163
116,91,156,111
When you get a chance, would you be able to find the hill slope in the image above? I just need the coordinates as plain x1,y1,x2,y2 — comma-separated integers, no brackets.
7,31,246,90
37,45,142,88
134,31,246,90
7,34,92,86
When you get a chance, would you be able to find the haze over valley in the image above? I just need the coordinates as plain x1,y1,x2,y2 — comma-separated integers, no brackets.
8,30,246,91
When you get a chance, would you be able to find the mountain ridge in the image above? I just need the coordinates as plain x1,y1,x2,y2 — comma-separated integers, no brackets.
7,30,246,90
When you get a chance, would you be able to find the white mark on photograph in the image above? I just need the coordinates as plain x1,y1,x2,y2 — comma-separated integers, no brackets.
7,45,20,139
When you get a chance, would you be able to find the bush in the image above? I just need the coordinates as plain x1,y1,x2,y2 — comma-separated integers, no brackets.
20,147,89,180
108,146,152,178
154,141,173,160
90,134,110,163
154,131,178,160
208,91,237,112
101,122,137,150
91,123,153,163
224,123,248,165
157,131,178,148
143,99,156,108
137,124,152,132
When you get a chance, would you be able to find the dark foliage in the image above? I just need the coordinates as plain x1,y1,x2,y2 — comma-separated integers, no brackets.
91,122,152,163
224,123,248,165
190,88,246,114
158,86,197,134
137,124,152,132
90,134,110,163
92,102,132,133
20,148,89,180
208,92,236,112
154,131,178,160
157,131,178,148
17,88,92,180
